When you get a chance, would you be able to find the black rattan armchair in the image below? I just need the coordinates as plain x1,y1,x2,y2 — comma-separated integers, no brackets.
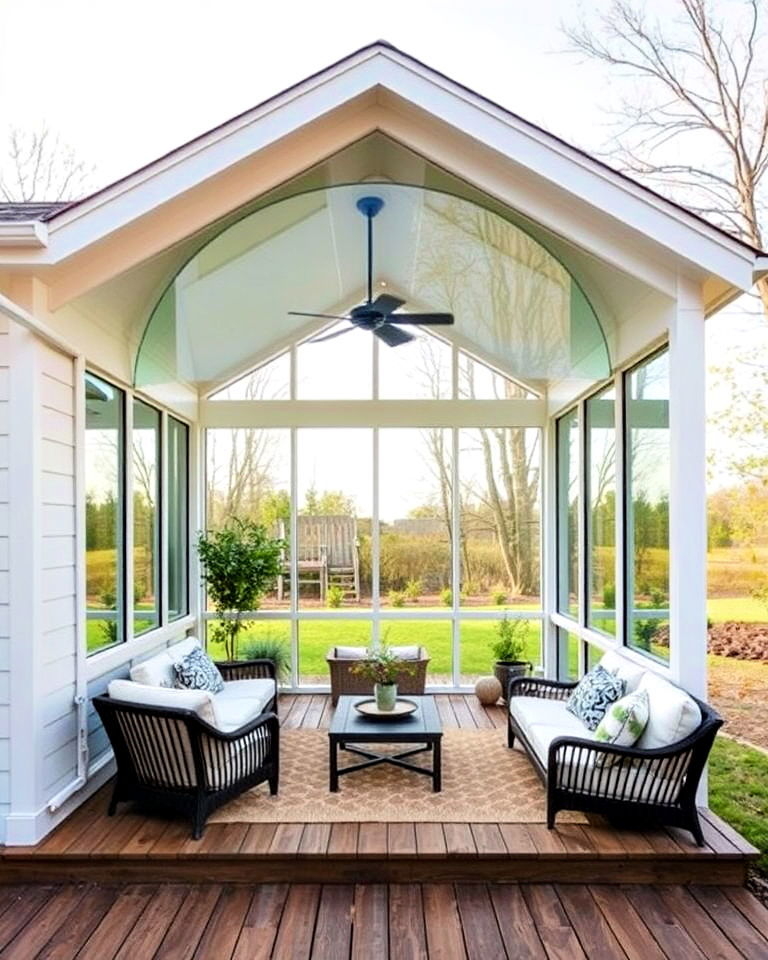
214,657,278,709
507,676,723,845
93,694,279,839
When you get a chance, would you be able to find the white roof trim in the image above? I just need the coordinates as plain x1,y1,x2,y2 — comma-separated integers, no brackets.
0,220,48,248
1,42,764,292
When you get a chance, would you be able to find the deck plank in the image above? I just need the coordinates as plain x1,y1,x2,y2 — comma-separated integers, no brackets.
586,885,666,960
521,884,587,960
0,886,53,951
455,884,506,960
489,884,546,959
358,823,388,857
112,884,188,960
555,885,629,960
443,823,477,856
153,885,222,960
623,885,709,959
470,823,507,858
388,823,417,858
722,885,768,940
231,884,289,960
35,885,117,959
463,696,495,729
327,822,359,858
270,885,321,960
298,823,331,857
690,885,768,956
311,885,354,959
498,823,537,856
191,885,252,960
351,885,388,960
449,695,476,729
76,884,159,960
388,884,427,960
415,823,447,858
657,885,743,960
435,696,458,729
0,885,88,959
422,884,467,960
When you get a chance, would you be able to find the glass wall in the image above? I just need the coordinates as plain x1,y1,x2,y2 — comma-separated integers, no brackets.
586,386,616,635
133,400,160,635
86,375,190,655
625,350,670,662
168,417,189,621
85,374,124,654
556,410,579,618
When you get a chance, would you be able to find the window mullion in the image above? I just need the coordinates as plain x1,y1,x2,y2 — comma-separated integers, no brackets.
451,426,460,687
290,426,298,687
124,396,134,645
160,411,169,626
372,426,380,648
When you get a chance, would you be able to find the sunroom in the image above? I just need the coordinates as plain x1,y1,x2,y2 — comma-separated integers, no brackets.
0,41,765,849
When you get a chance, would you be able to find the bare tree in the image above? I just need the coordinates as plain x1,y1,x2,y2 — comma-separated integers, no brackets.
0,125,92,202
565,0,768,313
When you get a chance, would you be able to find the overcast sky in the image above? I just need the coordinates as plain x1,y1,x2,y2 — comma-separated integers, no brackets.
2,0,763,487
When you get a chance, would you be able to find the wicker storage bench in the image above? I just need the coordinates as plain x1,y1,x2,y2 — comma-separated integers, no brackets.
327,645,429,705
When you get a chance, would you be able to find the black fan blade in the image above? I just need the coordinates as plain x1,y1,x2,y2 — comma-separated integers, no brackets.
309,325,356,344
387,312,454,325
288,311,350,320
369,293,406,315
374,324,415,347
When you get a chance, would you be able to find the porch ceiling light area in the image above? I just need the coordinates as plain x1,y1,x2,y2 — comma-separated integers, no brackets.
134,184,611,390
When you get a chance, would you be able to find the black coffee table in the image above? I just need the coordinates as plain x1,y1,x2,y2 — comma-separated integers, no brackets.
329,695,443,792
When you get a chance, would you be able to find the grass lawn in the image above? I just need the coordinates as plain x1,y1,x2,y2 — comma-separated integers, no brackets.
206,616,544,682
709,736,768,874
707,597,767,623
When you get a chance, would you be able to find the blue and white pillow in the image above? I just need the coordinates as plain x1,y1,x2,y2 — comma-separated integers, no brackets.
566,664,625,731
173,647,225,694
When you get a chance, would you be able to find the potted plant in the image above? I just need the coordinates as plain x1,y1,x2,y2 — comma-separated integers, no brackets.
491,616,532,702
351,645,416,711
197,518,285,663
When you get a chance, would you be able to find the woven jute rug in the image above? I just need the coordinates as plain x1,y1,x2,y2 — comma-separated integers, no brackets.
210,728,585,824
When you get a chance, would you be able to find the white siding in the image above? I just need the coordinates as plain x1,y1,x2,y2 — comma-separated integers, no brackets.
0,317,9,835
38,344,79,796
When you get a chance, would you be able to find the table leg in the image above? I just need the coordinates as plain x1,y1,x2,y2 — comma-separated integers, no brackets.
330,737,339,792
433,738,441,792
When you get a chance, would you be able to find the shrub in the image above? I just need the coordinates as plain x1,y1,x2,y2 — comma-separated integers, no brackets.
404,578,423,602
634,619,659,650
440,587,453,607
490,616,530,663
239,632,291,682
388,590,406,608
492,587,508,606
602,583,616,610
326,585,345,609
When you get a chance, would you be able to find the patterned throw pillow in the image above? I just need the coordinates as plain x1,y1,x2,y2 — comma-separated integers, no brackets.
594,689,650,751
173,647,225,694
566,664,625,731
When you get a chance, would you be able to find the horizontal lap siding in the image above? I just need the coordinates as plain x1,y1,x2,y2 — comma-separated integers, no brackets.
0,319,9,835
38,344,78,796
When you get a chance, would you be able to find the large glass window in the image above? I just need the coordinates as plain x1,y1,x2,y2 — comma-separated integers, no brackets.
556,409,579,618
85,374,124,654
133,400,160,636
459,428,540,609
587,386,616,635
625,350,670,662
168,417,189,621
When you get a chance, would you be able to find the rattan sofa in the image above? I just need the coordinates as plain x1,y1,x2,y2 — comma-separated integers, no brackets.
326,645,429,705
507,660,723,845
93,645,280,838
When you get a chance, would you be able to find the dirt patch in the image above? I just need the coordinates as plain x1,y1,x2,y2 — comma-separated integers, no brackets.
708,621,768,660
709,656,768,751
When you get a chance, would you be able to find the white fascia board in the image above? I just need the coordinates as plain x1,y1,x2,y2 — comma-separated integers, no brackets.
754,255,768,280
10,44,762,292
0,220,48,248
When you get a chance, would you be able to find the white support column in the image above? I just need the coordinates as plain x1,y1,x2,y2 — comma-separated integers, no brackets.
541,417,558,679
668,277,707,701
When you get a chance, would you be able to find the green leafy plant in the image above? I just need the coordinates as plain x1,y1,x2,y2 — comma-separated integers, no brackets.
602,583,616,610
239,632,291,682
388,589,406,608
326,584,345,609
197,518,285,661
440,587,453,607
490,616,530,663
404,579,422,602
492,587,508,606
351,644,416,685
633,619,659,650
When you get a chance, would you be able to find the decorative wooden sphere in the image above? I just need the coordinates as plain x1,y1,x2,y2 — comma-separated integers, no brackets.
474,675,502,705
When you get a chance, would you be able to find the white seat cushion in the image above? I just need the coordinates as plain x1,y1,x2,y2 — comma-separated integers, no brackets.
599,651,646,694
333,646,367,659
107,678,216,726
213,696,270,733
129,637,202,687
509,696,591,765
636,672,702,750
390,645,421,660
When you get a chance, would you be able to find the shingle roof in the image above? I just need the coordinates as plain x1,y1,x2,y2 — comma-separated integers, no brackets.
0,202,69,222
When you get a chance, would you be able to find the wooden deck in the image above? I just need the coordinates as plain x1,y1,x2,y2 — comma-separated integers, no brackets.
0,881,767,958
0,695,758,886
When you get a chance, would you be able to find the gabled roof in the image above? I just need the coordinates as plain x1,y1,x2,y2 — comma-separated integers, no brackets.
38,40,767,261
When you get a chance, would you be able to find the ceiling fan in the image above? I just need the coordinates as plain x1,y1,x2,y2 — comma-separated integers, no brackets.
288,195,454,346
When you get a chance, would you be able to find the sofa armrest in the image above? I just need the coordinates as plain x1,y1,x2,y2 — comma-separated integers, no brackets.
509,676,576,702
216,659,276,682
